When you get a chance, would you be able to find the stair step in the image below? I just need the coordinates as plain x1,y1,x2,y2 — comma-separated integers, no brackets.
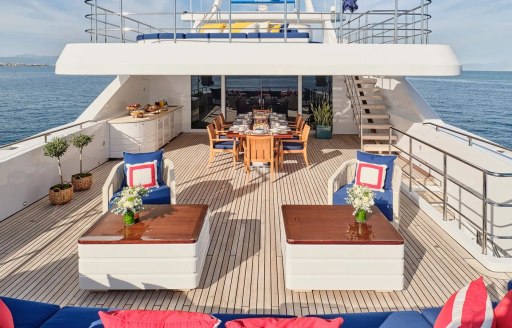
362,114,389,119
361,104,386,110
357,87,380,93
358,95,383,101
355,78,377,84
361,133,398,141
363,144,394,152
362,124,392,130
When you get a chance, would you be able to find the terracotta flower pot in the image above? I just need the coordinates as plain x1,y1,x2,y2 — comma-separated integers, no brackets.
72,173,93,191
49,184,74,205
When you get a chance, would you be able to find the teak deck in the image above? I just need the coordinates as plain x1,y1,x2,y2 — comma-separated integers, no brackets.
0,133,511,315
78,205,208,244
282,205,404,245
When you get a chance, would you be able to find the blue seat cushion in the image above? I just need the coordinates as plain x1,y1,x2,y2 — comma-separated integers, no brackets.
213,314,295,328
40,306,109,328
247,32,310,39
0,296,60,328
379,312,432,328
357,150,397,190
109,185,171,208
333,183,394,221
139,33,159,40
186,33,210,39
282,142,304,151
309,313,391,328
158,33,186,39
420,307,442,326
123,150,164,186
214,140,237,149
210,33,247,39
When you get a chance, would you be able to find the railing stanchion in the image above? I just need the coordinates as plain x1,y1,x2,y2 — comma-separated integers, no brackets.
388,127,392,154
174,0,177,43
119,0,124,43
284,0,288,43
409,137,413,192
394,0,398,43
228,0,232,42
482,173,488,255
443,153,448,221
420,0,425,44
94,0,98,43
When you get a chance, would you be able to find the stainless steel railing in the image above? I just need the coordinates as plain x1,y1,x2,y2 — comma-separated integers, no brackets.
84,0,431,44
389,126,512,257
423,122,512,154
338,0,432,44
0,121,94,150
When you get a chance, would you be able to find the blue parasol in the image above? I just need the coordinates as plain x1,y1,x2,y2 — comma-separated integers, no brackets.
342,0,358,13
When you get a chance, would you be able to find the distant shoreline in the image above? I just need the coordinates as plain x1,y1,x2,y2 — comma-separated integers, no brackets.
0,63,52,67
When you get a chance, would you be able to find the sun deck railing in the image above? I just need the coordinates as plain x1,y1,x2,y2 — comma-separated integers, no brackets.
389,126,512,258
84,0,431,44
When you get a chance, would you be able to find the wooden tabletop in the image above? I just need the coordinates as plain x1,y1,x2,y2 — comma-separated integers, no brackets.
225,131,295,139
282,205,404,245
78,205,208,244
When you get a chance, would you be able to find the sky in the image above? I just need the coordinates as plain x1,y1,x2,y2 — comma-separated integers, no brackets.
0,0,511,69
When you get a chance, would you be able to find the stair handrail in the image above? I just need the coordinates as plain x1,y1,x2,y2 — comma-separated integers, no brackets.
423,122,512,154
389,126,512,258
194,4,221,32
345,76,364,149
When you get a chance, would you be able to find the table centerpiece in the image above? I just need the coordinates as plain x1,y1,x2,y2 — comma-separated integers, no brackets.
345,184,375,223
112,186,149,225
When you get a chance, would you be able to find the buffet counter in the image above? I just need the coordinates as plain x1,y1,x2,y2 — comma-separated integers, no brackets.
108,106,183,158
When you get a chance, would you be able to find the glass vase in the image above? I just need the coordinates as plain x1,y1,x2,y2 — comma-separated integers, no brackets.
355,209,367,223
123,211,135,226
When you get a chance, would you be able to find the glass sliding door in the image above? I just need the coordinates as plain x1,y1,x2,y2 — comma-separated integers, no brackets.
225,76,298,121
302,76,333,128
191,75,221,129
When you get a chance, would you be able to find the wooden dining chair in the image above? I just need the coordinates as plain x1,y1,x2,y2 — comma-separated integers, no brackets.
280,124,311,167
243,135,279,181
219,113,233,128
288,114,302,128
213,116,229,138
207,124,239,167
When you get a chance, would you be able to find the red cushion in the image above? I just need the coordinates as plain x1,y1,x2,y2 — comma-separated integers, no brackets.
0,299,14,328
225,317,343,328
99,310,220,328
434,277,495,328
495,289,512,328
355,160,387,192
126,160,159,189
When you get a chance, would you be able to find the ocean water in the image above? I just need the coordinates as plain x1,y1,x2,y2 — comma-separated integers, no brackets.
1,68,511,148
0,66,113,145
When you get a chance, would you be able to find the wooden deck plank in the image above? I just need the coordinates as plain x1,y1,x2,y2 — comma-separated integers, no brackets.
0,133,510,315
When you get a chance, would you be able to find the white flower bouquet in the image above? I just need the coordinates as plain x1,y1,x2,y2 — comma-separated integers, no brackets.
345,185,375,223
112,186,149,225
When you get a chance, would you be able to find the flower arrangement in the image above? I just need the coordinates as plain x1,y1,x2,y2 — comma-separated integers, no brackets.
345,185,375,223
112,186,149,225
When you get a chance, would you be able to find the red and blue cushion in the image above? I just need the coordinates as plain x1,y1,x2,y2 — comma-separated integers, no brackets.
123,150,164,186
99,309,220,328
0,296,60,328
125,160,159,189
356,151,396,190
434,277,495,328
494,289,512,328
0,299,14,328
355,160,387,192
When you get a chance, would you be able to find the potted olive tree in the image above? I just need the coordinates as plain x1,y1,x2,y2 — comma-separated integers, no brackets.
43,137,73,205
71,133,94,191
311,101,333,139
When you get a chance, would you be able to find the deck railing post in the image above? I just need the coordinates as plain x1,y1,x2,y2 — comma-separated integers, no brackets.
469,136,473,147
482,173,488,255
394,0,398,44
388,127,392,154
94,0,98,43
409,137,413,192
173,0,177,43
120,0,124,43
442,153,448,221
420,0,425,44
284,0,288,43
228,0,232,42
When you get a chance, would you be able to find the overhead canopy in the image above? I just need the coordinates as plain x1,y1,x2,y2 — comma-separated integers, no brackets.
56,43,461,77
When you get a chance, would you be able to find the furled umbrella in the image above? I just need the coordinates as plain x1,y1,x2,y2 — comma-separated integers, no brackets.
342,0,358,13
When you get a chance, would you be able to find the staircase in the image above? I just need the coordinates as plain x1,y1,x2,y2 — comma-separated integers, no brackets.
346,76,397,153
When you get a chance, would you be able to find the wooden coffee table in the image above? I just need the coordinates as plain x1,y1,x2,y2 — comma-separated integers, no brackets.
281,205,404,291
78,205,210,290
